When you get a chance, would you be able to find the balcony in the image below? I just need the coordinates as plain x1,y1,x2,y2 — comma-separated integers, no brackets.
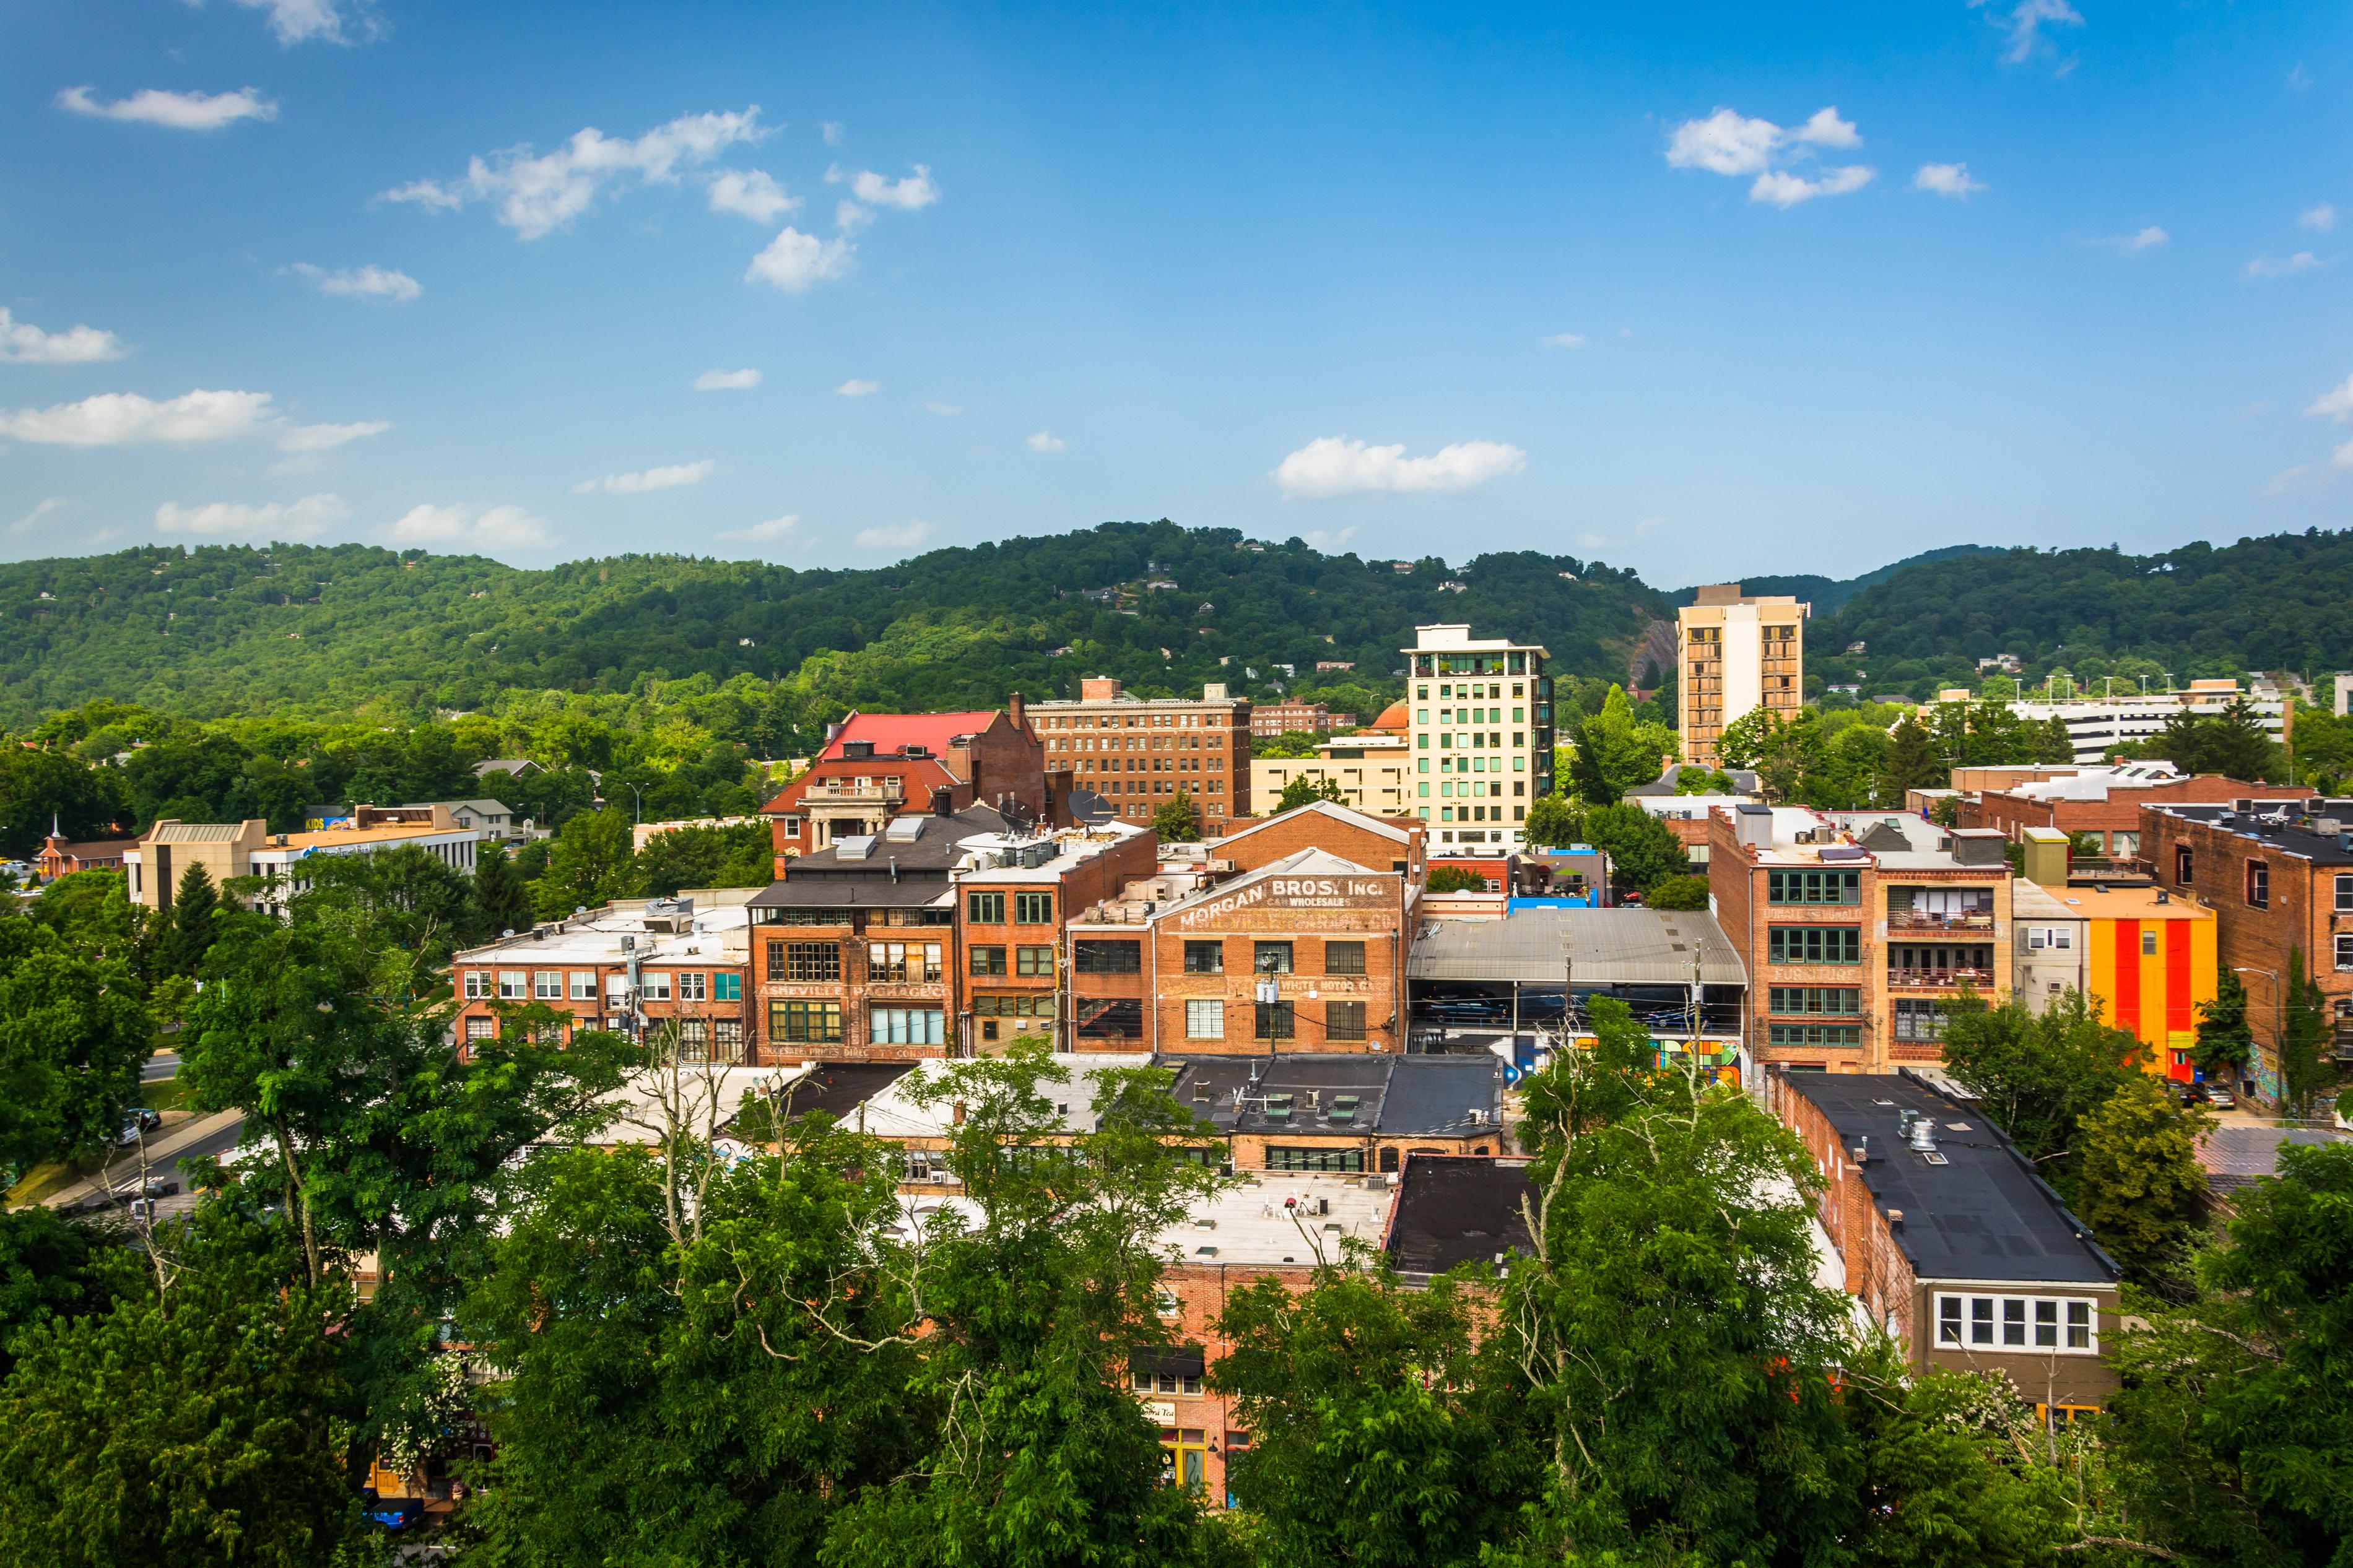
802,779,907,804
1887,967,1996,993
1885,910,1994,934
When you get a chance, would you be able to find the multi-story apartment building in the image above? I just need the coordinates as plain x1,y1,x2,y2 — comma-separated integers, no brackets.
126,805,484,913
1249,734,1412,818
955,820,1156,1051
1771,1070,2121,1421
760,703,1058,860
1677,585,1807,769
2136,798,2353,1106
1403,624,1552,854
1028,678,1252,831
451,894,757,1059
2007,681,2286,766
1709,805,2012,1074
1250,700,1357,739
2011,879,2217,1083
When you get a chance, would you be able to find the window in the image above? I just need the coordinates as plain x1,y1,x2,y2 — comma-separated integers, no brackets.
1767,869,1861,904
676,1018,711,1059
868,942,944,982
1326,1000,1367,1041
713,1020,746,1062
606,974,630,1005
2141,929,2159,957
1014,891,1053,924
968,891,1004,924
1766,927,1862,964
785,942,842,982
2112,831,2139,858
678,971,708,1002
1934,1293,2099,1354
1253,941,1294,974
1893,998,1949,1042
1767,986,1861,1015
640,972,672,1002
1075,939,1141,974
1076,998,1146,1039
464,971,490,999
970,945,1007,977
1186,998,1225,1039
2337,934,2353,972
1017,945,1055,977
770,1000,842,1043
872,1007,946,1044
1255,1001,1295,1041
1265,1146,1364,1172
464,1016,495,1041
1183,940,1224,974
972,995,1056,1019
2025,927,2072,951
498,969,527,1000
715,972,741,1002
1768,1024,1861,1047
2338,873,2353,914
534,971,562,1000
2175,844,2193,885
1324,940,1366,976
2246,860,2269,909
570,971,596,1001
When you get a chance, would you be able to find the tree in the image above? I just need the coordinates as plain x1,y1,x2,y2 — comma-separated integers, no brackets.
0,747,126,859
2193,969,2255,1083
0,1208,136,1382
470,840,534,939
2105,1142,2353,1566
2279,944,2334,1118
1426,865,1489,894
531,807,637,920
164,860,222,977
632,821,772,898
282,842,473,974
1520,793,1582,849
0,914,150,1175
1579,803,1688,895
1879,713,1946,803
1645,873,1710,911
0,1210,371,1568
1253,730,1323,760
1937,990,2144,1202
1275,773,1346,813
1565,686,1674,806
1151,789,1201,842
2071,1075,2210,1294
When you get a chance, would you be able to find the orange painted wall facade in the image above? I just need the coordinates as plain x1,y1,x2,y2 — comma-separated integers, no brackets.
2084,907,2215,1082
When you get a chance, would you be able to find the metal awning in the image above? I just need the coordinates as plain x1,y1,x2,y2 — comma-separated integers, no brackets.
1407,907,1746,986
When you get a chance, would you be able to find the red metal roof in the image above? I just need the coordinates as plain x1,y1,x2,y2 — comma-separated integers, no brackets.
819,710,1005,763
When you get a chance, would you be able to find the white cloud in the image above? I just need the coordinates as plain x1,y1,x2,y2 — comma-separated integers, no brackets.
695,368,761,391
2300,202,2336,233
2287,64,2313,91
1666,106,1874,207
921,401,961,416
707,169,798,222
1304,526,1359,552
827,163,939,210
155,492,349,539
1575,531,1616,550
214,0,380,45
1027,430,1066,453
1974,0,2084,64
1635,515,1670,536
853,520,932,551
821,122,846,145
9,498,69,534
58,85,276,131
835,200,874,234
1541,332,1586,350
2306,375,2353,423
1269,436,1526,500
0,308,126,363
385,502,552,550
2263,376,2353,492
2246,252,2322,280
0,389,386,451
747,227,855,292
718,514,799,543
2089,226,2169,254
287,262,420,302
381,108,767,239
572,461,715,495
1913,162,1987,198
836,379,879,397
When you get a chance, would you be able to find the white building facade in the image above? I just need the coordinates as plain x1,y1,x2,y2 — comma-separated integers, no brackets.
1404,624,1552,854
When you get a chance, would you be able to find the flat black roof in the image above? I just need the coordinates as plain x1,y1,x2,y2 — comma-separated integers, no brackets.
1157,1052,1503,1138
1780,1072,2118,1287
2154,800,2353,867
1384,1155,1535,1276
774,1062,915,1122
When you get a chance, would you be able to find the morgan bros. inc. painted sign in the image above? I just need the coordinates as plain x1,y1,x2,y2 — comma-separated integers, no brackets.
1173,875,1393,929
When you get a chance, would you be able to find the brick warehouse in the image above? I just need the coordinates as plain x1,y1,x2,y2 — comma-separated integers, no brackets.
1029,678,1253,831
2136,797,2353,1105
1067,846,1415,1054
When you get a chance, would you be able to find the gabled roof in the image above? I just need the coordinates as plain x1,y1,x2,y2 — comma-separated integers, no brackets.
822,710,1009,763
1216,799,1411,849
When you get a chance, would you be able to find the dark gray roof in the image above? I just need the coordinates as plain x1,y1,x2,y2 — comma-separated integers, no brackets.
1384,1156,1536,1276
778,803,1017,878
2198,1124,2349,1194
1780,1072,2119,1287
1157,1052,1503,1138
1409,907,1746,985
1626,765,1761,798
2154,801,2353,868
747,877,950,910
776,1062,915,1121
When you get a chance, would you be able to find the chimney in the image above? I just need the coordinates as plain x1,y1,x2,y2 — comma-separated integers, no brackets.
1009,691,1026,732
1734,803,1773,851
932,785,954,818
1081,677,1123,702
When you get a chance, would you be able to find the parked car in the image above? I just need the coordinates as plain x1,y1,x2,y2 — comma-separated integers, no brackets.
2205,1088,2236,1110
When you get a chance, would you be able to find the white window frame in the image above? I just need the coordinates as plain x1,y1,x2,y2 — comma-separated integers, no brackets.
2338,873,2353,914
678,971,708,1002
463,971,490,999
534,971,562,1000
1185,998,1225,1040
1933,1291,2098,1354
640,971,672,1002
569,971,596,1001
498,969,527,1000
2336,934,2353,973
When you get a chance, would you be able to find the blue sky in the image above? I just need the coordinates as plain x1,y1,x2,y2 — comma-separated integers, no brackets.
4,0,2351,587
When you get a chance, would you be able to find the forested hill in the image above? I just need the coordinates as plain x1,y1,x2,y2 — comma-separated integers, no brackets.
1811,527,2353,690
1667,545,2000,617
0,522,1669,726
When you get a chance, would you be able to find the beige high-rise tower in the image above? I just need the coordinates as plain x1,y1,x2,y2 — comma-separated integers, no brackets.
1679,585,1807,768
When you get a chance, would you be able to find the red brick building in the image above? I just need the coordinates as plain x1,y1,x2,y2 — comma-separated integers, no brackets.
1962,767,2309,862
957,822,1157,1051
37,825,136,882
1211,800,1422,878
1250,700,1354,739
452,895,757,1060
2134,799,2353,1105
1030,678,1253,829
761,701,1061,862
